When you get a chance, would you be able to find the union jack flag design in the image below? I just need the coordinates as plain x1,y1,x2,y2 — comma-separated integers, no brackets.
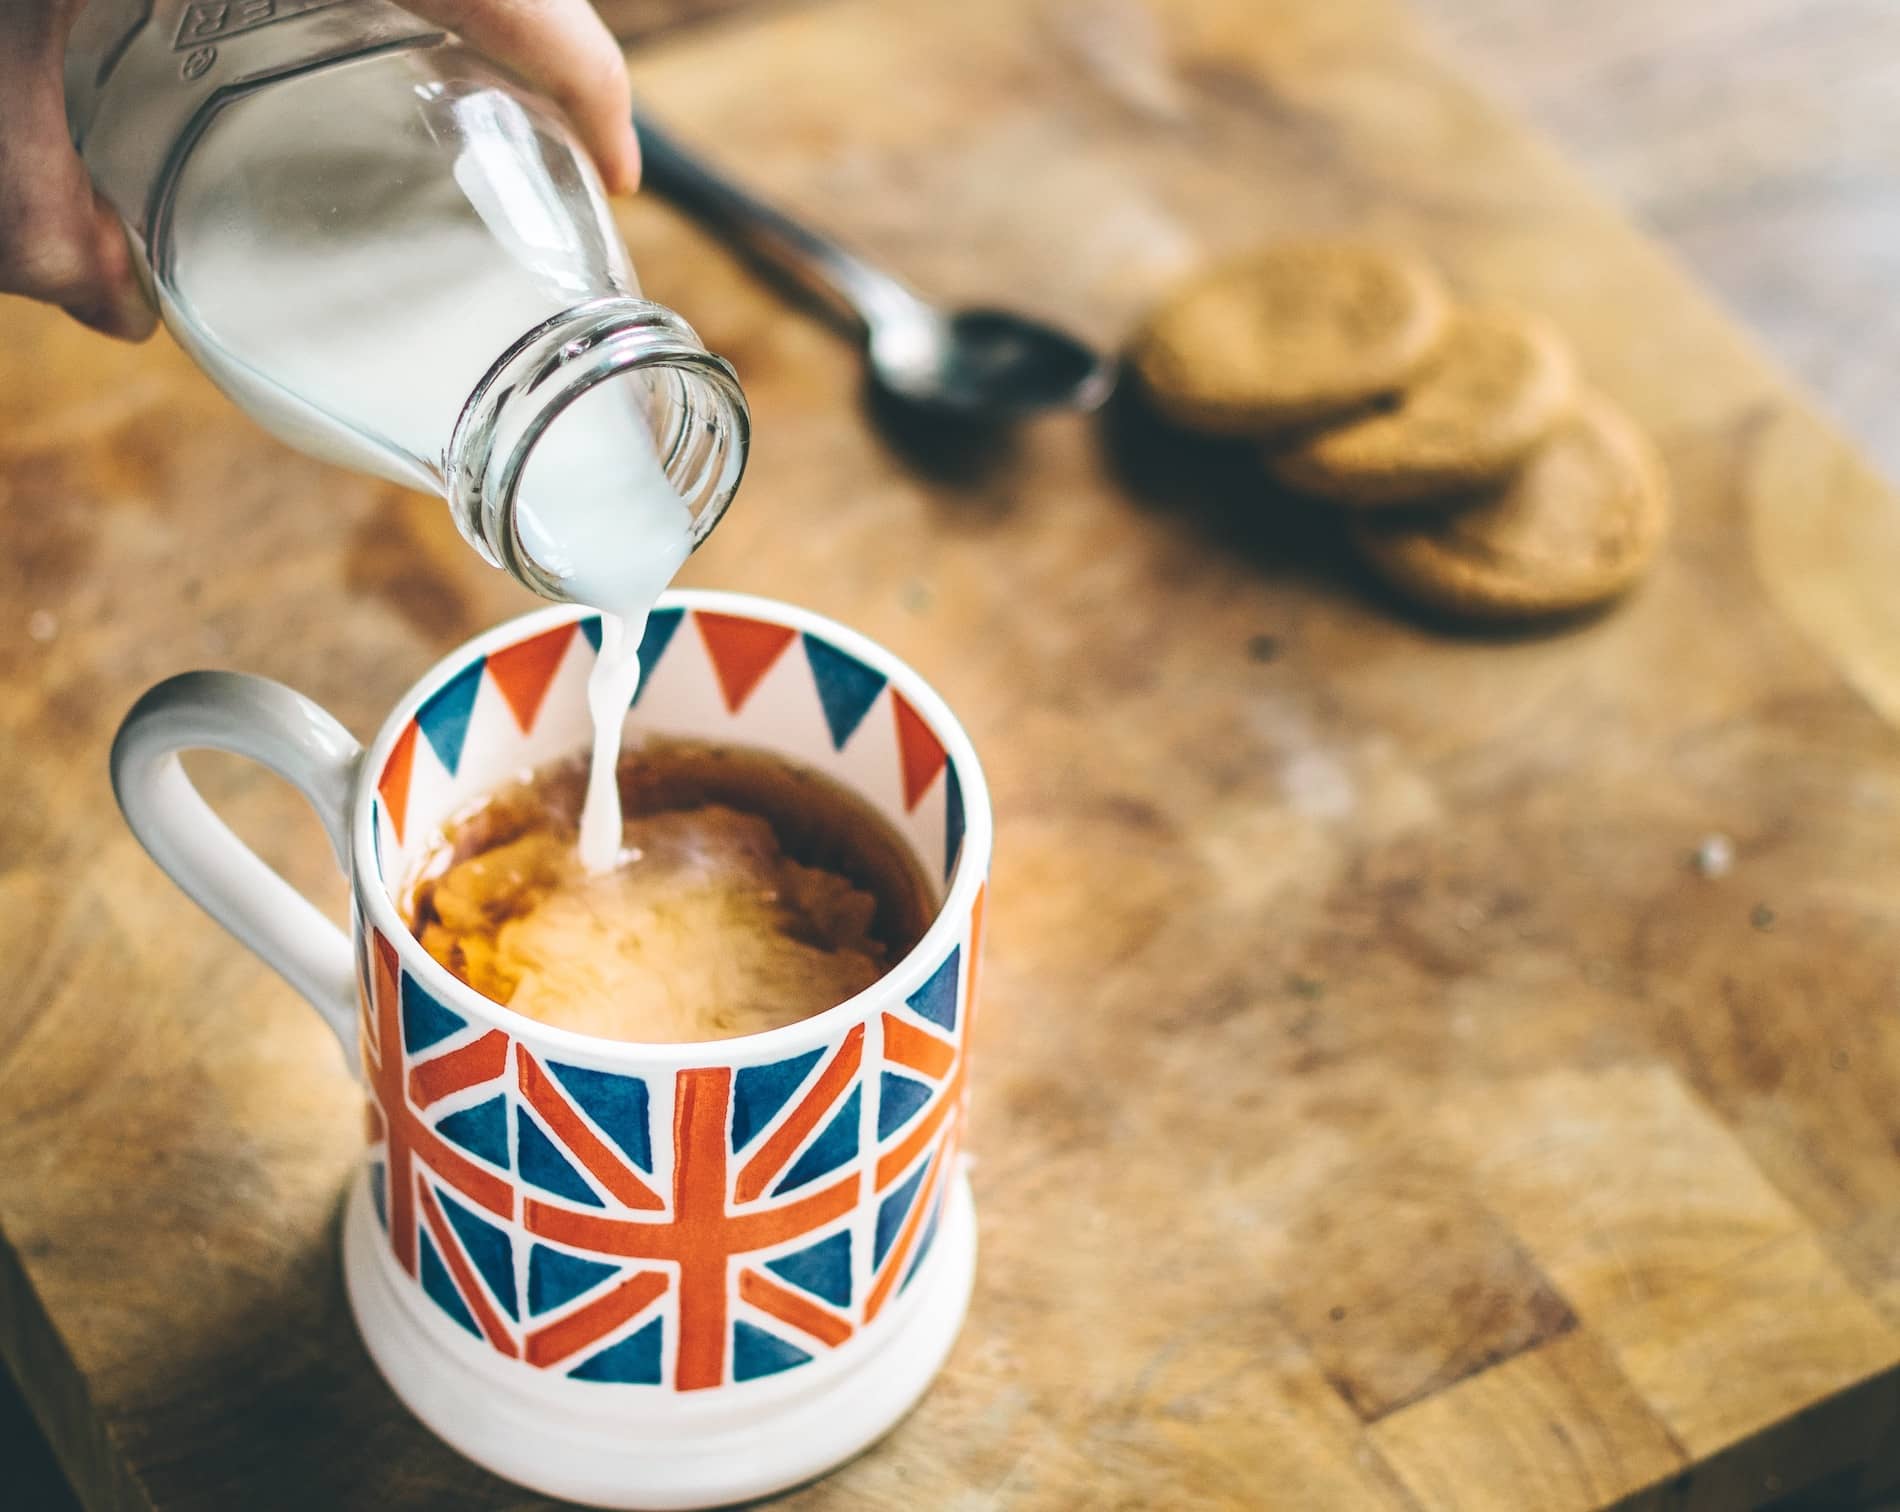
515,1024,868,1389
362,931,521,1359
867,887,983,1322
358,604,985,1391
362,931,908,1388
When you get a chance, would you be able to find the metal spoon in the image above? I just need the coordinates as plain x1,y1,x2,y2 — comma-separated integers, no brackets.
632,110,1114,420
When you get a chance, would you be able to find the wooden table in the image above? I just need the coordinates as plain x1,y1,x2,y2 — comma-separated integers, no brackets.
1410,0,1900,489
8,0,1900,1507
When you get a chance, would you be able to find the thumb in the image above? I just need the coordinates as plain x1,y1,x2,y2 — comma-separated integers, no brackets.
0,10,156,340
403,0,640,194
61,189,158,340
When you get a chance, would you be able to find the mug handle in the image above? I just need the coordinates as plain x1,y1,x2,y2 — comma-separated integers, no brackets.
110,671,364,1067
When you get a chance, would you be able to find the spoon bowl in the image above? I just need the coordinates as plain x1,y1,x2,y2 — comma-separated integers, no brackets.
871,307,1115,418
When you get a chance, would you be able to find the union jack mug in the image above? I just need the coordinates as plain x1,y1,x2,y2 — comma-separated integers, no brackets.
110,592,991,1509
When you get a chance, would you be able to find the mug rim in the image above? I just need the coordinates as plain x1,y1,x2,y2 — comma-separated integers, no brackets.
349,589,993,1069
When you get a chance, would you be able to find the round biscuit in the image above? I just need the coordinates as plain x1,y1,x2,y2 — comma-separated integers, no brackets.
1270,307,1576,506
1130,241,1450,436
1350,393,1670,621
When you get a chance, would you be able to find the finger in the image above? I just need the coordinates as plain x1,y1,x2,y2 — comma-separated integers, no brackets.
0,29,156,339
63,190,158,341
406,0,640,193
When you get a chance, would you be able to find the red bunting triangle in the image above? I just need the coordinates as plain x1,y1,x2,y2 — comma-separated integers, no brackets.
892,690,946,811
695,611,797,715
486,621,577,734
377,720,418,845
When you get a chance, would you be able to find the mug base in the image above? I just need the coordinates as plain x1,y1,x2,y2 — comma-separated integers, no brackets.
340,1170,977,1510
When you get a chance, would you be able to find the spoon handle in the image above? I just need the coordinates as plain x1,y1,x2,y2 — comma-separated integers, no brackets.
631,109,925,331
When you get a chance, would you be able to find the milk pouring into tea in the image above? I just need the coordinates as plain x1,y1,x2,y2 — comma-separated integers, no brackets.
66,0,748,873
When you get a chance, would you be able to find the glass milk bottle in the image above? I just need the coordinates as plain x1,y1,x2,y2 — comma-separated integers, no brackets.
64,0,749,605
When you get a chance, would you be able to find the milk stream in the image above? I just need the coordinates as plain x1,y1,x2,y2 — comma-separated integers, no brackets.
164,250,693,873
156,67,698,876
514,384,693,873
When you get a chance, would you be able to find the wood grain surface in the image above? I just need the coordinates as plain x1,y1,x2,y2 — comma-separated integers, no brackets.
5,0,1900,1508
1410,0,1900,488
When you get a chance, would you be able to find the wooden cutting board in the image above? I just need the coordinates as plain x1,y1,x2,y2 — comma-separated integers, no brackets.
7,0,1900,1506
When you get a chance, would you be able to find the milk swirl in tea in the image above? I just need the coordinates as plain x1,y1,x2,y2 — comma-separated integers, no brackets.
403,740,934,1042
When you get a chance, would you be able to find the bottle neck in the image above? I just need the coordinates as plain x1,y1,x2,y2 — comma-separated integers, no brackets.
446,297,749,603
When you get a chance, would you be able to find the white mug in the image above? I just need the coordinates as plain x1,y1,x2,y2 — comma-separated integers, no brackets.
111,591,992,1509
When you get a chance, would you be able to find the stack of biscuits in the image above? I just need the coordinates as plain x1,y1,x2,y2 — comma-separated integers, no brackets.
1128,241,1670,622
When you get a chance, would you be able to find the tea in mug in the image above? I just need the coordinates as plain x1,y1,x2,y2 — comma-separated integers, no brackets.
402,739,934,1043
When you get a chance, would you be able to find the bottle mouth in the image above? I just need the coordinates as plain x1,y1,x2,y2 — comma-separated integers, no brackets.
447,297,749,602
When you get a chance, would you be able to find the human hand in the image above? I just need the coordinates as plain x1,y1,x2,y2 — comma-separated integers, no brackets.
406,0,640,193
0,0,639,342
0,0,154,338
